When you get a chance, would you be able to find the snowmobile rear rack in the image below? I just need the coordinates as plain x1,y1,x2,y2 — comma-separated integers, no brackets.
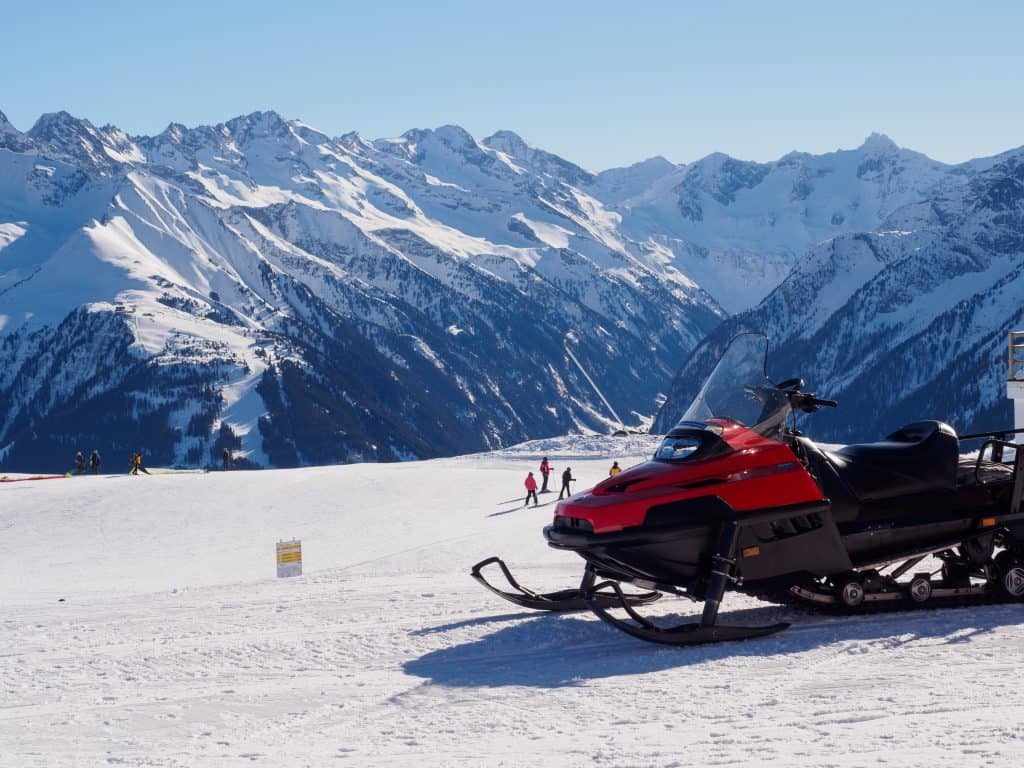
470,556,660,612
973,438,1020,484
959,427,1024,441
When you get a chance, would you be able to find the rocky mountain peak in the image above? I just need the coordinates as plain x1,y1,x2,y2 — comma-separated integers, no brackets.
28,110,96,143
0,110,32,151
430,124,478,150
483,129,530,158
859,132,900,155
223,110,294,143
27,111,140,171
482,129,594,185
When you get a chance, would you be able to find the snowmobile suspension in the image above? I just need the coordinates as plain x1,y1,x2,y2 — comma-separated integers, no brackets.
582,521,790,647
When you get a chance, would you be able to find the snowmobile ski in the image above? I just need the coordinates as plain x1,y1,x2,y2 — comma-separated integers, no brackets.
470,556,660,612
587,578,789,646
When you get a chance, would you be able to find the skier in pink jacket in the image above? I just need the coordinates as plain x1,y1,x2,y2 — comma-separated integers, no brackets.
524,471,539,507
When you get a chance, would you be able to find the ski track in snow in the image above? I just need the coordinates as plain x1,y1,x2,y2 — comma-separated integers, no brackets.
1,438,1023,766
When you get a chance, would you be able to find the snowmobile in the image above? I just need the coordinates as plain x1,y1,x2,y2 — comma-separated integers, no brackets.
472,332,1024,646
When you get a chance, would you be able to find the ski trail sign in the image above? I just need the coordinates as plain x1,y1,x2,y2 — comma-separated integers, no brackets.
276,539,302,577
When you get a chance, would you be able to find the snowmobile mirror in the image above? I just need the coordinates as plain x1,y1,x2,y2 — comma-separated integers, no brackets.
775,378,805,391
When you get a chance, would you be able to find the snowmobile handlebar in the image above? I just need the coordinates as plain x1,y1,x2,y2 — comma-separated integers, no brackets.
786,391,837,413
743,383,837,413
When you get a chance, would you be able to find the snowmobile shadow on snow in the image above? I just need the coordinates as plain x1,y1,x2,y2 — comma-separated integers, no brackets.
408,610,540,636
403,602,1021,688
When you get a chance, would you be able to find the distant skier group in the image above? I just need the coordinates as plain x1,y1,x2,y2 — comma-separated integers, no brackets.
522,456,621,506
72,450,101,475
69,447,233,475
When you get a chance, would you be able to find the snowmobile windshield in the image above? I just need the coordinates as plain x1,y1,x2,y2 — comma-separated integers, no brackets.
677,332,790,440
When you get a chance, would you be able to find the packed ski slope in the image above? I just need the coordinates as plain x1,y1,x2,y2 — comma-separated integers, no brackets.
2,436,1023,767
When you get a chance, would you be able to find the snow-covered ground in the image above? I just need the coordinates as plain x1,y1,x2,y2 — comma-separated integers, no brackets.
2,436,1023,766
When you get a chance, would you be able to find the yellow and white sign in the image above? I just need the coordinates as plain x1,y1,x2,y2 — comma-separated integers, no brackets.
276,539,302,578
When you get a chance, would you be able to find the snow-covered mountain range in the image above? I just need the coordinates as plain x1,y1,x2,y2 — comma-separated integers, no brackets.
654,149,1024,440
0,109,724,471
1,107,1021,470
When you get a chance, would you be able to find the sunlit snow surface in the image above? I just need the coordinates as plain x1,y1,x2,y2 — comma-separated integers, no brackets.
2,436,1023,766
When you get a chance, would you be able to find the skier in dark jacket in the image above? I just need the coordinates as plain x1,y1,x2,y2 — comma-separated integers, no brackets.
558,466,576,500
89,450,101,474
222,447,232,471
539,457,552,493
74,451,86,475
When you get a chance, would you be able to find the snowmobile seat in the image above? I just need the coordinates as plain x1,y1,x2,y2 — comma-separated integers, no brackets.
825,421,959,502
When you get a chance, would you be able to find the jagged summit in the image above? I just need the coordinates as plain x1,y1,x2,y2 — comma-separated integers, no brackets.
613,155,675,173
27,110,96,141
25,110,143,170
859,131,900,154
434,123,475,143
481,129,594,184
396,124,478,149
483,129,529,155
0,110,31,152
223,109,289,133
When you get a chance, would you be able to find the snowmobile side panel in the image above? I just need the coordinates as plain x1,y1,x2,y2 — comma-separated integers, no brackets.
735,504,852,581
546,499,849,587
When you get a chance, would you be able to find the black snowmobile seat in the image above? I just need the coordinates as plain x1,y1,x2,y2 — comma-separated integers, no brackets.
825,421,959,502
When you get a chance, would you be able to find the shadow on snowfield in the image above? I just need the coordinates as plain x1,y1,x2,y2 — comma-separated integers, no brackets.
404,602,1023,687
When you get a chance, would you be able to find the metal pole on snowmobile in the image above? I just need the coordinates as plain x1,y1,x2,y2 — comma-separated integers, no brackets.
1009,331,1024,442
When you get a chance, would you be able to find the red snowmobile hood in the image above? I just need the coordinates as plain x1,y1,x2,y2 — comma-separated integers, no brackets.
554,423,824,533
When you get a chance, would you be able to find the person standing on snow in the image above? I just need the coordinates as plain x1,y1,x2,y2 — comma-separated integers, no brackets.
74,451,86,475
222,447,232,471
609,461,621,477
89,450,101,474
539,457,552,493
524,471,539,507
130,452,150,476
558,467,576,500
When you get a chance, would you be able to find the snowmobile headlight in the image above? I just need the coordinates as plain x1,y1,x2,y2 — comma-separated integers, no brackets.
553,515,593,533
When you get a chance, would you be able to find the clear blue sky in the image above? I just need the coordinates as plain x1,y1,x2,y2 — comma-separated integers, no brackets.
2,0,1021,170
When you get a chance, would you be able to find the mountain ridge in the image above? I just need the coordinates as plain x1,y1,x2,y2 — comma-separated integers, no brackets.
3,107,1022,470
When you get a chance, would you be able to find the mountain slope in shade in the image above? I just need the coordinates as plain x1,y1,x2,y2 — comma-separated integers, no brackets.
654,151,1024,441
